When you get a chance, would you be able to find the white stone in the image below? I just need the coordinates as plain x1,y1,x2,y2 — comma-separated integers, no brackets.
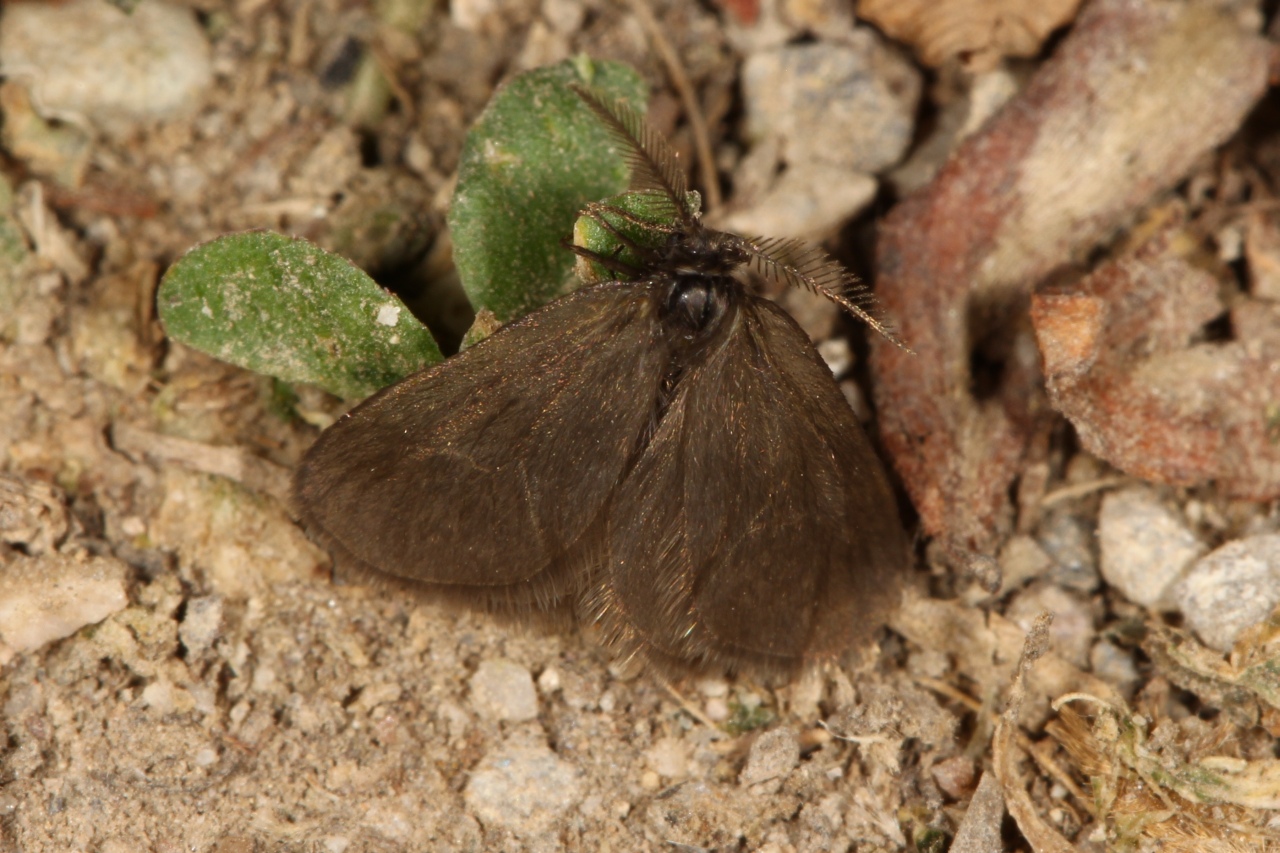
645,736,688,779
718,162,877,241
740,34,921,174
178,595,223,658
740,727,799,787
0,552,128,664
1099,487,1204,609
464,743,583,836
0,0,213,136
469,658,539,722
1175,534,1280,652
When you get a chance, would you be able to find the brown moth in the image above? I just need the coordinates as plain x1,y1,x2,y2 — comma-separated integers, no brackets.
294,87,909,678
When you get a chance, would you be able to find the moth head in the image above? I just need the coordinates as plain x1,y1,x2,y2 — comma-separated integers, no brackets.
663,227,749,276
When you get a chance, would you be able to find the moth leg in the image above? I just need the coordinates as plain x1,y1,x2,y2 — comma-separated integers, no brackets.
583,200,680,236
560,237,645,278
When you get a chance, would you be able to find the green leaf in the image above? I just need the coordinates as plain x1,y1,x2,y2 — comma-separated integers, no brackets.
449,55,647,323
158,231,442,400
571,189,701,284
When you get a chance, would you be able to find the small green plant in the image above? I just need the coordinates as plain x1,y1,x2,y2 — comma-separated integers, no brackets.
722,698,777,735
158,56,648,400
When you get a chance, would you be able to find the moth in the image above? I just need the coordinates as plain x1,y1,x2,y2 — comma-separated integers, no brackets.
294,86,909,678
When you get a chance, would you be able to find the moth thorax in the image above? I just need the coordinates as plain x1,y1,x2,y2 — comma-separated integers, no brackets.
665,227,750,276
663,274,732,338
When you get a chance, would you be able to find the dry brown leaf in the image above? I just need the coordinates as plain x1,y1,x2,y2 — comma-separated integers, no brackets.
858,0,1083,70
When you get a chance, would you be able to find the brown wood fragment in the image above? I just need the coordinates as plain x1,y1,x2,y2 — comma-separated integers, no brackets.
870,0,1271,553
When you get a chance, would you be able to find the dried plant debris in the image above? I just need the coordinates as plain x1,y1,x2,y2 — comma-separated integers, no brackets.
871,0,1269,553
993,614,1076,853
1143,617,1280,728
1033,222,1280,500
857,0,1083,71
1049,694,1280,850
893,590,1118,729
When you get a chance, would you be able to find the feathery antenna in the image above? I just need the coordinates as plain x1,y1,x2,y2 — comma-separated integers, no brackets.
571,85,695,227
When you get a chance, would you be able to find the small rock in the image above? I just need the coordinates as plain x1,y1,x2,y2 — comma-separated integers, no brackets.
178,594,223,658
469,658,539,722
0,552,128,664
644,736,688,779
463,742,583,836
1036,508,1099,592
739,727,800,787
704,697,730,721
140,678,195,714
542,0,585,33
740,34,921,174
0,0,213,136
1246,211,1280,301
1090,639,1140,694
1175,534,1280,652
696,677,729,698
1098,487,1204,609
350,681,403,715
931,755,977,800
719,162,878,241
535,665,561,694
997,535,1054,593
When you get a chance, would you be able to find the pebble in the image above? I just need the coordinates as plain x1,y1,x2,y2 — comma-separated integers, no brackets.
0,0,213,136
644,736,688,779
141,678,196,715
1035,509,1100,592
696,677,729,698
1090,639,1140,694
704,697,730,722
1175,534,1280,652
719,163,878,241
463,743,583,836
1098,487,1204,609
178,594,223,659
535,665,561,694
0,552,128,665
740,34,921,175
469,658,539,722
739,727,800,788
931,755,977,800
997,535,1055,593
